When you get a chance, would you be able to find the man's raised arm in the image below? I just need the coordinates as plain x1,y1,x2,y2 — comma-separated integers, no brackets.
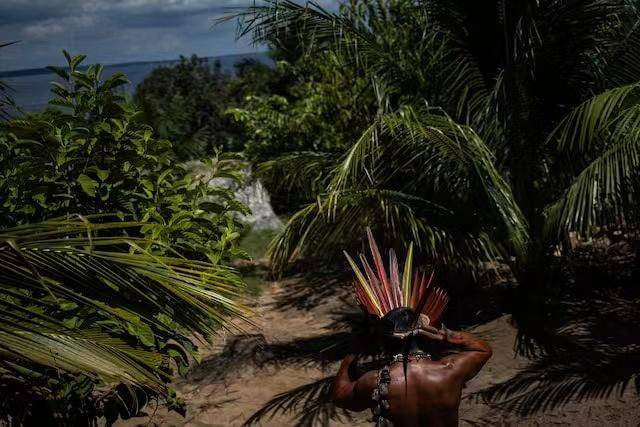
441,330,492,382
331,352,375,412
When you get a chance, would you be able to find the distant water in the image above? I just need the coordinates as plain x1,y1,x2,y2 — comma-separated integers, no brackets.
1,52,271,113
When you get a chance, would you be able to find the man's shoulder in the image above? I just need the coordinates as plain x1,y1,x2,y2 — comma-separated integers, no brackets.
384,361,463,407
406,360,462,386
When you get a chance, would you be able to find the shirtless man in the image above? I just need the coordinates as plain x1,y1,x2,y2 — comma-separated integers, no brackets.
332,309,492,427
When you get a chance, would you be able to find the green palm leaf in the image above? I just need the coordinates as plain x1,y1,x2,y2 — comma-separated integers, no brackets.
548,83,640,152
268,107,526,274
331,107,528,255
268,189,503,275
547,84,640,236
546,135,640,236
0,217,249,395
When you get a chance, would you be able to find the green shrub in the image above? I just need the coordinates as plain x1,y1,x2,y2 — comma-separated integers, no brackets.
0,51,249,263
227,55,369,164
227,53,373,214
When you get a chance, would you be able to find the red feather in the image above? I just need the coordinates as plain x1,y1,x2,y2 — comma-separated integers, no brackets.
367,228,395,312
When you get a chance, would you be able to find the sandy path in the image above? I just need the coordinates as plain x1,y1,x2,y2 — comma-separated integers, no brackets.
116,278,640,427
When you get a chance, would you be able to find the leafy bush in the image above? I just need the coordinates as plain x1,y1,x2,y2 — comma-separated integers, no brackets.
228,53,373,213
0,51,249,263
229,53,372,162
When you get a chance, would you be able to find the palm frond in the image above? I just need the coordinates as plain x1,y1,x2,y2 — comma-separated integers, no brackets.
537,0,626,83
545,134,640,236
223,0,365,52
266,106,528,274
331,107,528,255
269,187,508,276
606,9,640,85
548,83,640,152
255,151,338,198
0,217,250,394
546,83,640,235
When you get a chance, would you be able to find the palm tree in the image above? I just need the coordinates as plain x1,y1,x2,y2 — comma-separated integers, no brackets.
0,217,249,423
230,0,640,273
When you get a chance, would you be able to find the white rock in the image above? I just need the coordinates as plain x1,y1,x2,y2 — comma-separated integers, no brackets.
186,161,283,231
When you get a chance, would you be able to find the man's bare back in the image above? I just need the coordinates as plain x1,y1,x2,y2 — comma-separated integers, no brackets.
332,329,492,427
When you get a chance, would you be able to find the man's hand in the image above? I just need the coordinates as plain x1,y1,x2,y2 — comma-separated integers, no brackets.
418,313,432,329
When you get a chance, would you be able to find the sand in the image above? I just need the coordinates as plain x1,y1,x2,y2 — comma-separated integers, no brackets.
115,277,640,427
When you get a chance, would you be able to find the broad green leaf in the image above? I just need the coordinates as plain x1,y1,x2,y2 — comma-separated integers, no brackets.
77,174,98,196
96,169,110,182
70,54,87,71
101,72,129,91
62,49,72,65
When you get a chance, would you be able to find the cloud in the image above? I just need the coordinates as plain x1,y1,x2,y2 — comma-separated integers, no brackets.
22,23,64,41
0,0,340,71
0,0,249,70
22,15,97,41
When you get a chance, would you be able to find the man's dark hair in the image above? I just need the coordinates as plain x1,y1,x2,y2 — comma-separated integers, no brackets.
381,307,418,334
379,307,425,356
357,307,439,358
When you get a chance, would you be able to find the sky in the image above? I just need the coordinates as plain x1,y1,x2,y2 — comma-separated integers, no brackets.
0,0,339,72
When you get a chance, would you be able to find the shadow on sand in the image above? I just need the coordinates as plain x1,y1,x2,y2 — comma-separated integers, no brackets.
470,241,640,416
195,242,640,426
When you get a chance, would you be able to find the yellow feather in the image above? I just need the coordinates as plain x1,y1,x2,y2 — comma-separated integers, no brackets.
344,251,383,316
401,242,414,306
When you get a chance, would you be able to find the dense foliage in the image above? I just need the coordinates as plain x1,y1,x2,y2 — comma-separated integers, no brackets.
232,0,640,282
3,0,640,421
228,53,371,164
134,54,284,161
0,52,250,424
227,52,374,213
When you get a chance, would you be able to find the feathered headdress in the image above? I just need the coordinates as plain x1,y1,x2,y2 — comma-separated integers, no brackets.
344,228,449,327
